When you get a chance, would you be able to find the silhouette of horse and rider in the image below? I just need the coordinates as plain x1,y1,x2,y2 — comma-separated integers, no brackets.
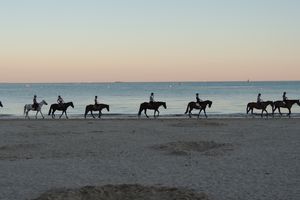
246,93,274,118
48,96,74,119
185,93,212,118
84,96,110,118
138,93,167,118
272,92,300,118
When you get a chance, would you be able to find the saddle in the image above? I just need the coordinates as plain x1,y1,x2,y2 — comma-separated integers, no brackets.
93,104,99,109
58,104,65,109
32,104,38,110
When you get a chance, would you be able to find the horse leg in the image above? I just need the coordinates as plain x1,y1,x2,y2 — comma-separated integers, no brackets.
99,111,102,118
59,111,64,119
265,110,269,118
65,111,69,119
288,108,291,118
198,109,202,118
278,108,282,117
144,109,149,118
189,108,192,118
157,110,160,117
91,111,95,119
35,111,38,119
52,109,55,119
40,111,45,119
25,111,29,119
261,109,264,118
153,110,156,118
204,109,207,118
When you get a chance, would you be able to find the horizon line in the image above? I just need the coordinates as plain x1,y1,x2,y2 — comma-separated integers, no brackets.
0,80,299,84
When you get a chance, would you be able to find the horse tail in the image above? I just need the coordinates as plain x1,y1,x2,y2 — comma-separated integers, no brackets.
185,103,190,114
84,105,89,118
48,105,52,115
246,103,250,114
138,104,143,116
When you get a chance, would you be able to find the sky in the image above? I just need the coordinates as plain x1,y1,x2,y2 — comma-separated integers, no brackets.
0,0,299,82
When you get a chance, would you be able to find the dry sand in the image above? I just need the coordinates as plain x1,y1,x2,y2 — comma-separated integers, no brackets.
0,118,299,200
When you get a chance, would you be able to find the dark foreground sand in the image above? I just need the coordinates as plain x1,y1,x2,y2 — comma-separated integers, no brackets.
0,118,299,200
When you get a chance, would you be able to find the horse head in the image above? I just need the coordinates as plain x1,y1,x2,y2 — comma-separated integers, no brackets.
162,102,167,109
266,101,274,109
208,100,212,108
70,102,74,108
297,100,300,106
0,101,2,107
106,105,110,111
42,100,48,105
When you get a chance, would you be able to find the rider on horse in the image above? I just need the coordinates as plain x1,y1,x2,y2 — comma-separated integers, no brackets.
32,95,39,110
94,96,99,109
57,95,64,109
196,93,202,106
283,92,288,104
150,93,155,105
257,93,263,104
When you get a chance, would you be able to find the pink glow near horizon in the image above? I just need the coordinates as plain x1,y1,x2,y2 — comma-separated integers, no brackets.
0,1,299,82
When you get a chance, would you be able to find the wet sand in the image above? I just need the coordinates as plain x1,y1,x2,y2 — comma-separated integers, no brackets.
0,118,299,200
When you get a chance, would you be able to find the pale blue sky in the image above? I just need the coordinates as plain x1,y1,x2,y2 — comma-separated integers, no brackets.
0,0,299,82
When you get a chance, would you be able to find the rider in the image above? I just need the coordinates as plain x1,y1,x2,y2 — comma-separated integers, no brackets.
283,92,288,104
32,95,38,110
196,93,202,106
257,93,263,104
94,95,99,108
149,92,155,105
57,95,64,108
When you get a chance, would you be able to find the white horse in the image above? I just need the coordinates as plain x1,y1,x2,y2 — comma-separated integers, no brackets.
24,100,48,119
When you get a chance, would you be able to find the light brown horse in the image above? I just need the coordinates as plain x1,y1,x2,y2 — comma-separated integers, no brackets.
273,99,300,118
246,101,274,118
185,100,212,118
138,101,167,118
84,103,109,119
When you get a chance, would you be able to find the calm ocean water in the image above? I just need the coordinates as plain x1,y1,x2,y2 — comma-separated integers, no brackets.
0,82,299,118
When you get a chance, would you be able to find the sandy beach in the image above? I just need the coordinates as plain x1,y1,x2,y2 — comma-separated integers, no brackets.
0,118,299,200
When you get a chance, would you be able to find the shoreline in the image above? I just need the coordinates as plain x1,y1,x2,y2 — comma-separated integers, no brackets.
1,112,300,120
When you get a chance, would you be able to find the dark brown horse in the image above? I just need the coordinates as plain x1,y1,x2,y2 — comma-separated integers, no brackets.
84,103,110,119
185,100,212,118
273,99,300,118
246,101,274,118
138,101,167,118
0,101,2,108
48,102,74,119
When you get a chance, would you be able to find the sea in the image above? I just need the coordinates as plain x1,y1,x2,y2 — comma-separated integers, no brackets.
0,81,299,118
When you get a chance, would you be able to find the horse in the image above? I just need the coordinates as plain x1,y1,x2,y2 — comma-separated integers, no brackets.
0,101,2,108
246,101,274,118
84,103,110,119
48,102,74,119
273,99,300,118
24,100,48,119
138,101,167,118
185,100,212,118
